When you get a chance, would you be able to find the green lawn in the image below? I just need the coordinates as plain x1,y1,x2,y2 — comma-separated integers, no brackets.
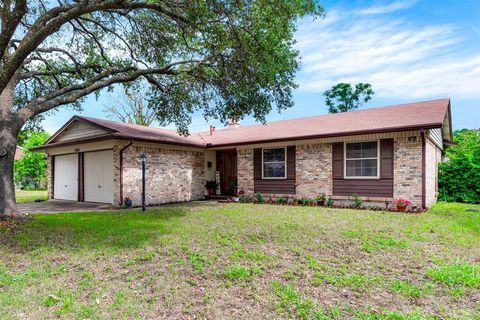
1,202,479,319
15,190,48,203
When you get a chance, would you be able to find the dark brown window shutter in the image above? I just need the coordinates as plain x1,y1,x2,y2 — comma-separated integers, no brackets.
287,146,296,179
332,143,343,179
380,139,394,179
254,148,262,179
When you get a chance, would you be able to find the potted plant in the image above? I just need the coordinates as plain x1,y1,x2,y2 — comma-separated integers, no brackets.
394,199,412,212
228,179,238,195
316,194,326,206
205,180,218,196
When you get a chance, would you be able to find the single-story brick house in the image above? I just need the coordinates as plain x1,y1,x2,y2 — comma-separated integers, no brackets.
34,98,452,209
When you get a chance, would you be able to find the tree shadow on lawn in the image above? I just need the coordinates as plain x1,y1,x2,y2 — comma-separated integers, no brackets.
0,207,188,253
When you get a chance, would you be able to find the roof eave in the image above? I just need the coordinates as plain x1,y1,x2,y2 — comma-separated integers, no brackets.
206,123,444,148
30,134,115,151
111,134,205,148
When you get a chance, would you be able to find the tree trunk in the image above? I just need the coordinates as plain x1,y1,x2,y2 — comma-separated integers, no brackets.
0,129,18,216
0,79,21,217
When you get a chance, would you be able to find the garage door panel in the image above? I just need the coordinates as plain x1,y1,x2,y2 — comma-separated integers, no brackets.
84,150,114,204
54,154,78,201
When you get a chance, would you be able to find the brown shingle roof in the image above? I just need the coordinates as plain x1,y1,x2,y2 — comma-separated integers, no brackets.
197,98,451,146
41,98,451,149
77,116,206,147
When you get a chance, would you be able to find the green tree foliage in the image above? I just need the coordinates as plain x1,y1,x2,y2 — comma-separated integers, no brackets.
14,132,50,190
439,129,480,203
324,83,374,113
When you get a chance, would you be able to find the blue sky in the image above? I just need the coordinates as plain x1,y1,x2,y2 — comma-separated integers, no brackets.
41,0,480,134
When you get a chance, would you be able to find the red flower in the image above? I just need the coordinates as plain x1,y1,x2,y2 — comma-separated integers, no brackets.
394,199,412,206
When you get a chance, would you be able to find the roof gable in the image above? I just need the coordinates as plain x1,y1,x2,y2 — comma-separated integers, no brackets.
47,118,111,144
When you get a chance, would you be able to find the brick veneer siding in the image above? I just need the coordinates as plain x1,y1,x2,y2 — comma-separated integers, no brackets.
235,134,428,208
114,144,204,207
393,135,423,208
237,148,254,195
46,154,54,200
296,143,332,198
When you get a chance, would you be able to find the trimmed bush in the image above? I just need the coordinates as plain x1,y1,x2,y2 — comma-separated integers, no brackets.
439,129,480,204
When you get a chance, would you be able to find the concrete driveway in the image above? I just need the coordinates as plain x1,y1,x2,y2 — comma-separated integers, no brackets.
18,200,114,214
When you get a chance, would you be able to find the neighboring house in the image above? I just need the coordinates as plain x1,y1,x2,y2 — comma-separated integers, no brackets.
14,146,24,161
33,98,452,209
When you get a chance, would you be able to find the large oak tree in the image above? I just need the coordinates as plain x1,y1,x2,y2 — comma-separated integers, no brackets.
0,0,324,215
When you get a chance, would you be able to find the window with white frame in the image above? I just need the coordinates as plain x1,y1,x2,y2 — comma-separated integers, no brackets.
262,148,286,179
344,141,379,178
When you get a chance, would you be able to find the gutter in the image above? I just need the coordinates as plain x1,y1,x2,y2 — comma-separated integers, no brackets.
119,140,133,205
420,129,426,210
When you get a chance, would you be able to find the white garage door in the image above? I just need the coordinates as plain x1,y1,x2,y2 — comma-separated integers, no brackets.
84,150,114,204
54,154,78,201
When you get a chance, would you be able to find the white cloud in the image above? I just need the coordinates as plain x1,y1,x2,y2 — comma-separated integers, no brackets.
357,0,417,15
295,10,480,100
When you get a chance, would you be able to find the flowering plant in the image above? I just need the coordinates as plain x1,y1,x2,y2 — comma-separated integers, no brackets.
394,199,412,206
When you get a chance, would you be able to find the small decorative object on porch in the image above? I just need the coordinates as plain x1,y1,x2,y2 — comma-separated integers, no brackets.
123,197,133,209
214,171,221,195
316,194,326,206
205,180,218,196
394,199,412,212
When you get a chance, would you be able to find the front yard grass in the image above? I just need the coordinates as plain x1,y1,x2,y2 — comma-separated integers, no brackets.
15,190,48,203
1,202,479,319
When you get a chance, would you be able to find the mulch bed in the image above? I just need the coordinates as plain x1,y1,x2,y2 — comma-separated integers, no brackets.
217,199,426,213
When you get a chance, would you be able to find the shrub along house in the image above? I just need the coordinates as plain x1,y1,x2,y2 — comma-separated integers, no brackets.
33,98,452,209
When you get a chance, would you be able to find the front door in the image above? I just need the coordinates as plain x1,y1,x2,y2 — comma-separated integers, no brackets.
216,150,237,195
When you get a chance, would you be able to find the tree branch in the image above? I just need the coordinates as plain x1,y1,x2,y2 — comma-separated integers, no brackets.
15,59,200,122
0,0,188,93
0,0,27,60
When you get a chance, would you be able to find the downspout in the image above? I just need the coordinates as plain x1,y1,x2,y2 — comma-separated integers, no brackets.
420,129,426,210
119,140,133,205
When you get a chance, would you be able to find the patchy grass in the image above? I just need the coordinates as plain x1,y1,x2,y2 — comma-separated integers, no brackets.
0,202,479,318
391,280,433,299
427,263,480,288
312,271,381,290
15,190,48,203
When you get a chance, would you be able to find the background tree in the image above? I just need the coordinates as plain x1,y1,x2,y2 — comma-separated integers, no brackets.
103,86,156,126
439,129,480,204
0,0,324,215
14,131,50,190
324,83,374,113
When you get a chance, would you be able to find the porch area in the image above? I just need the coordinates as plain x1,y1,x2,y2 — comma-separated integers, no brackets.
205,149,238,197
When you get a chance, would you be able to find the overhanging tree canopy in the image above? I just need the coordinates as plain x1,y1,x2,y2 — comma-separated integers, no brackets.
0,0,324,215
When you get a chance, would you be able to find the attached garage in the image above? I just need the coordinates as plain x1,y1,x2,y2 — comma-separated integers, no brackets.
53,153,78,201
84,150,114,204
52,150,114,204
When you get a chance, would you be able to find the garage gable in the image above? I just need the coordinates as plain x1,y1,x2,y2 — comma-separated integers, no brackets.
50,120,110,143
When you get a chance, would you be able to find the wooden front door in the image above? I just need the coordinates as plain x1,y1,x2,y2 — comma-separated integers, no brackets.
216,150,237,195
